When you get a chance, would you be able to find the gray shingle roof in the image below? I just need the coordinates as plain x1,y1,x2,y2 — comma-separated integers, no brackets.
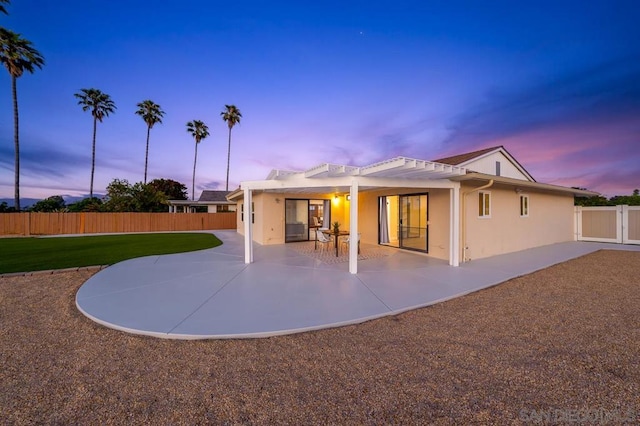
198,190,232,202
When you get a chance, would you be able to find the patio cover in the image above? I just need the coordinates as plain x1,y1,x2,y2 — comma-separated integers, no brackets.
236,157,468,274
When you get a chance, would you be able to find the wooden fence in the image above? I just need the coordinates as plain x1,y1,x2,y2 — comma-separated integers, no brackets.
575,205,640,244
0,212,236,237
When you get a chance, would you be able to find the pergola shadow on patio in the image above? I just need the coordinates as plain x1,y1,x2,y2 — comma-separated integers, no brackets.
75,230,640,339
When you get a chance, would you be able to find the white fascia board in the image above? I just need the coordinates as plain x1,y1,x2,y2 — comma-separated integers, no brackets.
241,176,356,191
357,176,458,189
241,175,459,191
266,169,300,180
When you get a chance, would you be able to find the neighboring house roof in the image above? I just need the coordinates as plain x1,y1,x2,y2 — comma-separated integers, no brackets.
198,190,232,202
434,145,536,182
169,190,234,206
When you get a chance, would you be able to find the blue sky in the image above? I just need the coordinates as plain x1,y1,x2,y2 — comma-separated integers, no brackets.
1,0,639,201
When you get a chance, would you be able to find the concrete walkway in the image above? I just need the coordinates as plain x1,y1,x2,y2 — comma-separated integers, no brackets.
76,231,640,339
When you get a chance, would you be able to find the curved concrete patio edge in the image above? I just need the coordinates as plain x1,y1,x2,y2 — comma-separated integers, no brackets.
75,230,640,340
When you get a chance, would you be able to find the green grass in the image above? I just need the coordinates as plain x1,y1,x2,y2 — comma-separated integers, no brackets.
0,233,222,274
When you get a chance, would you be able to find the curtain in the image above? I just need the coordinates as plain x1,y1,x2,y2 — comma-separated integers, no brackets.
379,196,390,244
323,200,331,229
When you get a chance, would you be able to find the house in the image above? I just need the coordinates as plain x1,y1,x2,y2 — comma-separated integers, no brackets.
168,190,237,213
226,146,597,273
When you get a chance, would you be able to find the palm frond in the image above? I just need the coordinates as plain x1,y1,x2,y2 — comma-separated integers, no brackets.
0,28,45,78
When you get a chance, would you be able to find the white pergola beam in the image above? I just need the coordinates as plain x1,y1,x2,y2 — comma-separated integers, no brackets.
243,188,253,264
349,180,359,274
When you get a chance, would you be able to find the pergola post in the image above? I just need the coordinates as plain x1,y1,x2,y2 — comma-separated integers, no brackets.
349,180,359,274
449,184,460,267
243,188,253,264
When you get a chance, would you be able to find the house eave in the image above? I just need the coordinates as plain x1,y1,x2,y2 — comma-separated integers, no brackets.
450,172,599,196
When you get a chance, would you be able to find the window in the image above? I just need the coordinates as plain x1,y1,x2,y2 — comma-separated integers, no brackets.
240,202,254,222
478,191,491,217
496,161,501,176
520,195,529,217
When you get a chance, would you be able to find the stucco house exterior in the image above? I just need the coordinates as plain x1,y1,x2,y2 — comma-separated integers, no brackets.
227,146,597,274
168,190,237,213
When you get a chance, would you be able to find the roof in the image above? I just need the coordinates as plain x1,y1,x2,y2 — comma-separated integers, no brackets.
433,146,503,165
434,145,536,182
451,172,599,197
169,190,235,206
198,190,232,202
225,152,598,199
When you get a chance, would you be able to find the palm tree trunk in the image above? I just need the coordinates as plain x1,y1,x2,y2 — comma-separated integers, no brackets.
225,127,231,191
12,75,20,211
144,126,151,184
90,117,97,198
192,141,199,201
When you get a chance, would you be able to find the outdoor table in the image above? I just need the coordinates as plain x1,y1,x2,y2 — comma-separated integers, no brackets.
322,230,350,257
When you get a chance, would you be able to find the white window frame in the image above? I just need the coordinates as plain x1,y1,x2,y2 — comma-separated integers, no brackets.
520,194,529,217
478,191,491,218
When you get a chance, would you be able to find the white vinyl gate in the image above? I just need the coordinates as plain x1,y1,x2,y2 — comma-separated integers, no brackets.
575,205,640,244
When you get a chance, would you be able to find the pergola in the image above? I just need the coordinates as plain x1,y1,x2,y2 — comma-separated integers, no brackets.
238,157,467,274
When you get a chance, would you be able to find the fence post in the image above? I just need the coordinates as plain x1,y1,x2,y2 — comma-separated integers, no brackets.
622,205,628,244
616,205,623,243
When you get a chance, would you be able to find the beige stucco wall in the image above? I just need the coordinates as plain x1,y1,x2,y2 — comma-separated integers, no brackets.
357,188,451,260
236,192,342,245
462,184,574,260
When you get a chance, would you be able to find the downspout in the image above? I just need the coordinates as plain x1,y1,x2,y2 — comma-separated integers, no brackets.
461,179,494,262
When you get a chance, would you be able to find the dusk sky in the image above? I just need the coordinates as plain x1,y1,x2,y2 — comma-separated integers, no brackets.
1,0,639,202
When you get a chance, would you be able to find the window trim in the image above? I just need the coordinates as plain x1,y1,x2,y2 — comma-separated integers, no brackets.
478,191,491,218
520,194,529,217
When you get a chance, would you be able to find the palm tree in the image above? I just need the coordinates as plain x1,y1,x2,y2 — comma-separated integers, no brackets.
135,100,165,183
220,104,242,191
0,29,45,211
74,88,116,198
0,0,10,15
186,120,210,201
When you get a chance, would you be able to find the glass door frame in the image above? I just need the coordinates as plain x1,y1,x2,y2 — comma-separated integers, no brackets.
378,192,429,253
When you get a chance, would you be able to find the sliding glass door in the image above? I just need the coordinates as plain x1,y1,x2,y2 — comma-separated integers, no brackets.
399,194,428,251
379,193,428,252
285,198,331,242
285,199,309,242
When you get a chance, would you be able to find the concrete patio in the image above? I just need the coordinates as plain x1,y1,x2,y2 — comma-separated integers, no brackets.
76,231,640,339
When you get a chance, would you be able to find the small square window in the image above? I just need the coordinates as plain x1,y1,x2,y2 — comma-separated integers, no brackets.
478,191,491,217
520,195,529,217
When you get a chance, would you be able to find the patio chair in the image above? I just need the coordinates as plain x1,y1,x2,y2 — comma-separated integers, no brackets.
316,229,333,252
340,233,361,254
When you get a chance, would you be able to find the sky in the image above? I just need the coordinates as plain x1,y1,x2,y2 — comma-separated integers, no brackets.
1,0,639,202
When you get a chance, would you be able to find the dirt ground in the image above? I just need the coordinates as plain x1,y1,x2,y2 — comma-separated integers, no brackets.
1,250,639,425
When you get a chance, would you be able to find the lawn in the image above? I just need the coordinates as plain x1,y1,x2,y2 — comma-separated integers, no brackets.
0,233,222,274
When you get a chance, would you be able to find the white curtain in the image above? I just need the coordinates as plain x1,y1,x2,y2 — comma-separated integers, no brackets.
379,196,390,244
323,200,331,229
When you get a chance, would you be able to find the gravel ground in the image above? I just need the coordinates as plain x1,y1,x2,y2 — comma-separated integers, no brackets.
1,249,639,425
